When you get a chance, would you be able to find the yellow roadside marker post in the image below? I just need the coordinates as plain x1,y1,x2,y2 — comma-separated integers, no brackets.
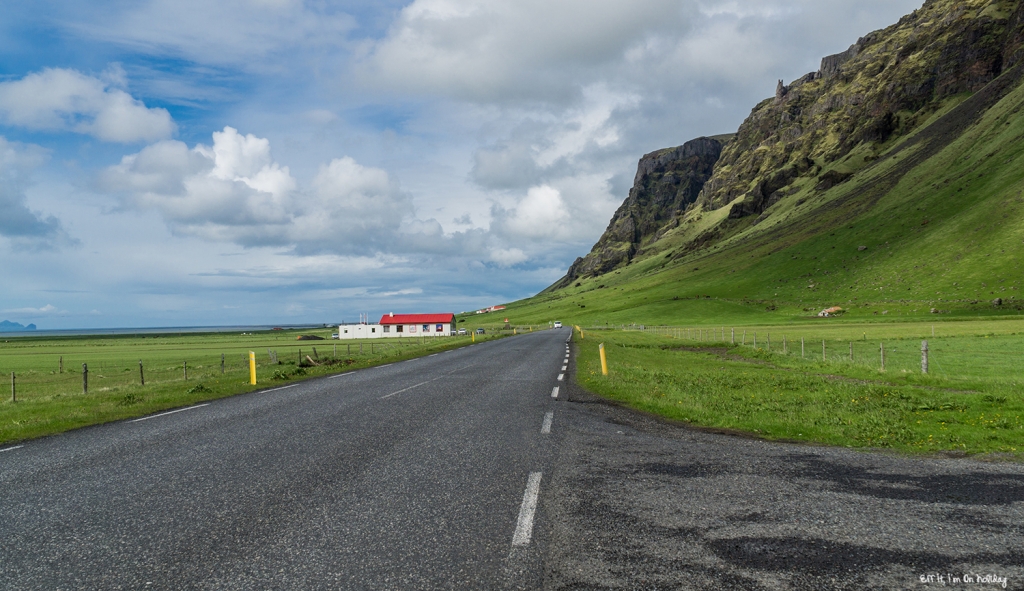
599,343,608,376
472,332,476,343
249,351,257,385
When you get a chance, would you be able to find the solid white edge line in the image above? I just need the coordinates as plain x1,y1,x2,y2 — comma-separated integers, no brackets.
328,372,354,378
561,365,567,371
512,472,543,546
541,411,553,434
0,445,24,453
132,403,210,423
551,386,559,398
557,374,564,381
263,384,299,392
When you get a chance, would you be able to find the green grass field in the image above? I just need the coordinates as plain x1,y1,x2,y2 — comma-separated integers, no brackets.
0,327,514,445
572,320,1024,458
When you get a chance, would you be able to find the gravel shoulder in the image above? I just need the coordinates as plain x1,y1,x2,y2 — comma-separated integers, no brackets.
543,369,1024,590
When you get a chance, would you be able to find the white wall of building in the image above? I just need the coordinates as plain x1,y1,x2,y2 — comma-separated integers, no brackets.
338,322,456,339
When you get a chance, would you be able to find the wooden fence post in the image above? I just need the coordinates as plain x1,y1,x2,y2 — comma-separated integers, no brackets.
850,342,854,362
783,336,787,354
183,361,188,380
801,337,805,358
742,330,746,345
10,372,14,403
731,328,735,344
59,356,63,374
921,340,929,374
880,343,885,372
822,340,826,362
753,332,757,348
139,360,145,386
221,353,225,374
767,333,770,351
83,363,88,394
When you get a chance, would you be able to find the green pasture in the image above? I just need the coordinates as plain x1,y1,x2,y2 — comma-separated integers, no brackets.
0,327,511,445
572,322,1024,457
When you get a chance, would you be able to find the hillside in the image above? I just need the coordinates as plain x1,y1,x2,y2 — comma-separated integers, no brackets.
491,0,1024,327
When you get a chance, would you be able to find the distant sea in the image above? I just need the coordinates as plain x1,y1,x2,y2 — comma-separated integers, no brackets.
0,324,333,338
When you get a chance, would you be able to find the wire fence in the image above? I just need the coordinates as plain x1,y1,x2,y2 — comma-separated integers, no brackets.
611,324,1024,382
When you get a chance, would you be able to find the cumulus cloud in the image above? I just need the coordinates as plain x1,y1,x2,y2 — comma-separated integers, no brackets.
101,127,486,258
0,137,74,250
0,68,175,142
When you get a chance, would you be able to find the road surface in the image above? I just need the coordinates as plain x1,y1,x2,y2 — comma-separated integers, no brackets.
2,328,1022,590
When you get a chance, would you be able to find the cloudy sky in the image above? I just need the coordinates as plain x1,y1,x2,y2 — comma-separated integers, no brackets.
1,0,921,329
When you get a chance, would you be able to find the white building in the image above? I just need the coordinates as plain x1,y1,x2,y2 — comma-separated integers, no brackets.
338,313,456,339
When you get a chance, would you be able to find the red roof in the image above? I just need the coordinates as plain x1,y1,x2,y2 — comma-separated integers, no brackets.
379,313,455,325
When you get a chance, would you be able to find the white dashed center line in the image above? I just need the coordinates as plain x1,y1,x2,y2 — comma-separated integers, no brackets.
551,386,559,398
512,472,543,546
541,411,553,434
132,404,209,423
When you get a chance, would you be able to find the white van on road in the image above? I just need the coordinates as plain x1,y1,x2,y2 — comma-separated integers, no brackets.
553,321,562,329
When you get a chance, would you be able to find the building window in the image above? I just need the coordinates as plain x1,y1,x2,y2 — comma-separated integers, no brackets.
422,324,430,332
383,325,390,333
371,327,376,333
343,329,348,334
436,324,444,332
409,325,416,333
397,325,403,333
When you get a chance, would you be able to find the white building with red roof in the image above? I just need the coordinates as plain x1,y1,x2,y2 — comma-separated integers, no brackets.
338,312,456,339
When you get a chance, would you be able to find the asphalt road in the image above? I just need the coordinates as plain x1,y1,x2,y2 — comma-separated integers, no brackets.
3,328,1023,590
0,329,571,590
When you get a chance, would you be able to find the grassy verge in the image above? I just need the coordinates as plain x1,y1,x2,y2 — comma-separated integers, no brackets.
0,328,510,444
573,329,1023,458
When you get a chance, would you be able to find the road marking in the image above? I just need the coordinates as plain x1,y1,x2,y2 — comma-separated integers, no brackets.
132,404,209,423
561,365,567,371
378,363,393,368
557,374,564,381
541,412,553,434
263,384,299,392
328,372,353,379
429,353,438,357
551,386,559,398
0,445,24,453
512,472,543,546
381,378,437,399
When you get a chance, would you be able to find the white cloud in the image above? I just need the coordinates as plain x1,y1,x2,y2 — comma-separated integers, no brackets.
0,68,175,142
0,136,75,250
3,304,65,315
100,127,482,258
357,0,684,103
489,247,528,267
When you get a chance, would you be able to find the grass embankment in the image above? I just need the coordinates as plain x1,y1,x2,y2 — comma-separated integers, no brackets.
0,328,509,445
573,326,1024,457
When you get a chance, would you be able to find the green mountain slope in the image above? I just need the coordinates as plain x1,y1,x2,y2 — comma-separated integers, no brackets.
490,0,1024,327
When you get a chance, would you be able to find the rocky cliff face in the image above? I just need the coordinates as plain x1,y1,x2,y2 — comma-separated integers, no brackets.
549,0,1024,291
699,0,1024,216
546,137,722,290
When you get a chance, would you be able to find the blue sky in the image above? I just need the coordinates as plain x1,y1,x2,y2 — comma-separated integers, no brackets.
0,0,922,329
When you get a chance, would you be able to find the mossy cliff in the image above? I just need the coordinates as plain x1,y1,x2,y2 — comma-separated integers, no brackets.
550,0,1024,291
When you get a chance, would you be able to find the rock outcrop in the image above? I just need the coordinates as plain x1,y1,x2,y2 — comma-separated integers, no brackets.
546,137,723,290
699,0,1024,215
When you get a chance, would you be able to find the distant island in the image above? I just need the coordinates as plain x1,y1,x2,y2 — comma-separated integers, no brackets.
0,320,36,332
